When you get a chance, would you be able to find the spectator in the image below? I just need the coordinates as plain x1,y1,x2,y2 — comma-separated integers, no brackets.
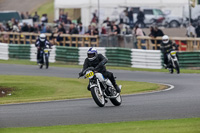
41,14,48,23
101,23,107,34
59,11,67,23
119,10,126,24
103,17,111,26
40,24,47,33
136,9,145,28
58,24,66,34
78,22,85,35
123,12,129,25
85,25,92,35
69,23,78,34
33,12,40,22
46,26,52,33
5,23,12,31
66,17,72,24
186,23,195,37
111,21,120,35
111,25,119,35
128,8,134,28
149,26,156,44
21,23,29,32
196,23,200,37
21,12,25,19
28,24,34,32
133,25,145,49
154,26,164,44
91,13,98,24
33,24,40,33
25,11,32,19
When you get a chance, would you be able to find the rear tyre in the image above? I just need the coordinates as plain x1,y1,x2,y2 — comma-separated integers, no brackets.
110,95,122,106
91,87,105,107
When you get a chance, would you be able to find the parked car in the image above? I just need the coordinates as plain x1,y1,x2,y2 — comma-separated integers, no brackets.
126,7,183,28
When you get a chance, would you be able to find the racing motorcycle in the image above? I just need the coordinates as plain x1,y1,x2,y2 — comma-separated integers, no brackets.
167,50,180,74
38,47,51,69
79,67,122,107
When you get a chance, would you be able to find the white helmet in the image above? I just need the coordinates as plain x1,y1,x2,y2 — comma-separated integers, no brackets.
162,35,169,44
87,47,97,61
39,34,46,42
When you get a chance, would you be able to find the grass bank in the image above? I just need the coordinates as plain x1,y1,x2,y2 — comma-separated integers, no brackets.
0,75,164,104
0,59,200,74
1,118,200,133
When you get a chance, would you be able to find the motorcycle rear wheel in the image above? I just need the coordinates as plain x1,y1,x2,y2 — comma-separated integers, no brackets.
91,87,105,107
110,94,122,106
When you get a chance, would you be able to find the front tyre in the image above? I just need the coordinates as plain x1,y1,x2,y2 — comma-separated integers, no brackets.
91,87,105,107
110,94,122,106
45,55,49,69
174,61,180,74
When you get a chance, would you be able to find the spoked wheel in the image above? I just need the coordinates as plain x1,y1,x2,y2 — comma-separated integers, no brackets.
174,61,180,74
110,94,122,106
91,87,105,107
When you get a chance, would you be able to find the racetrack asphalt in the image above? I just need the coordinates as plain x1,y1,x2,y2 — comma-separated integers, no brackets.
0,64,200,128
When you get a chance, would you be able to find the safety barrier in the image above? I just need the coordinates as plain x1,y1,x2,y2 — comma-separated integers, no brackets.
55,46,79,64
0,43,9,60
106,47,132,67
9,44,30,59
131,49,162,69
178,51,200,68
1,43,200,69
0,32,99,47
137,36,200,51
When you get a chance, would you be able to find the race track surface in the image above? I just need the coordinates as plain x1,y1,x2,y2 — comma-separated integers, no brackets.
0,64,200,128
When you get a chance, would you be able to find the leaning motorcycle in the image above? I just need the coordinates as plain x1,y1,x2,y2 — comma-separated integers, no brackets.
167,50,180,74
79,67,122,107
38,47,51,69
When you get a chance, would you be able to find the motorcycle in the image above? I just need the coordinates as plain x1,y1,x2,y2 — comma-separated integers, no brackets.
38,47,51,69
79,67,122,107
167,50,180,74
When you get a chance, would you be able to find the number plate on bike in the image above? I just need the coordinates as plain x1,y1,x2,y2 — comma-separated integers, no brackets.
85,71,94,79
44,49,49,53
170,51,176,55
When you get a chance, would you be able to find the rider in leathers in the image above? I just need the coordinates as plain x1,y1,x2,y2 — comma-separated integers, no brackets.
161,35,178,68
79,47,121,93
35,34,51,64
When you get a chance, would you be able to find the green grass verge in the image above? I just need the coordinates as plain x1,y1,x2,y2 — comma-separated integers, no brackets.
1,118,200,133
0,75,164,104
0,59,200,74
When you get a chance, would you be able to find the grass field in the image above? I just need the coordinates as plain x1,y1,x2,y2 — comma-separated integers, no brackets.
1,118,200,133
0,75,164,104
0,59,200,74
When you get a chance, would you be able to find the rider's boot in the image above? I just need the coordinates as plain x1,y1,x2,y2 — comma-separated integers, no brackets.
114,84,121,93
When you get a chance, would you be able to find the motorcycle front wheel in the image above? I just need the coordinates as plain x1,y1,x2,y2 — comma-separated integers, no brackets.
91,87,105,107
45,55,49,69
174,61,180,74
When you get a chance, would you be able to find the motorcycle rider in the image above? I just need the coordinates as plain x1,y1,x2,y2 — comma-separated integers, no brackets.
35,33,52,64
161,35,178,69
79,47,121,93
